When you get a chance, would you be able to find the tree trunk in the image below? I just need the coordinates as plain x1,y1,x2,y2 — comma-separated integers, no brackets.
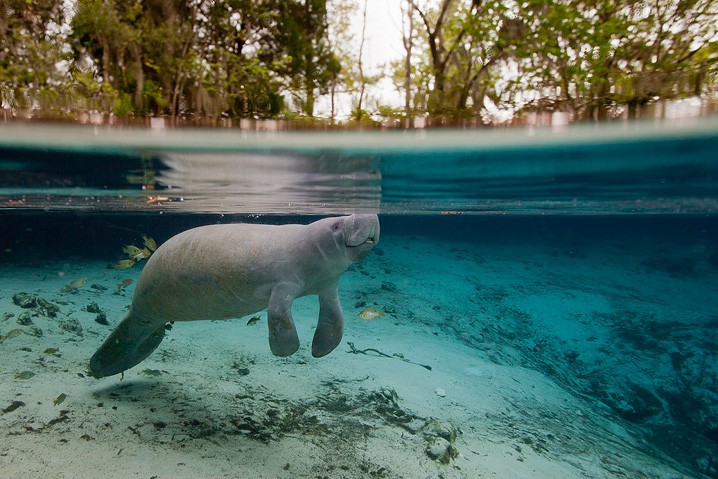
132,44,144,113
354,0,368,121
100,36,112,87
409,0,456,117
402,0,414,120
330,78,336,124
304,68,315,117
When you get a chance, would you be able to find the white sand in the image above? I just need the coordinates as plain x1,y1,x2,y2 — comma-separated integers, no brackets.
1,229,711,478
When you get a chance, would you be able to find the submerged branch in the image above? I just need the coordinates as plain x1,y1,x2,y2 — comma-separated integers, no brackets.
346,341,432,371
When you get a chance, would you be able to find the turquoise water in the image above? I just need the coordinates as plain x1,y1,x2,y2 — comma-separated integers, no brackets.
1,119,717,215
0,120,717,478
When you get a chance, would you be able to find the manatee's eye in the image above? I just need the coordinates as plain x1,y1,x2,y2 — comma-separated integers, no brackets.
332,223,340,232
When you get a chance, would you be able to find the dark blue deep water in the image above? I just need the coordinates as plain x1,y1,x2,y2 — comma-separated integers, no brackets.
1,120,717,478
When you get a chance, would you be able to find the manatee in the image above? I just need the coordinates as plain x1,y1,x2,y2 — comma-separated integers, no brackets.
89,214,380,378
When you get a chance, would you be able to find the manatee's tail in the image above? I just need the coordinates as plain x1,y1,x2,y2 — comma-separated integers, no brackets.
89,312,166,378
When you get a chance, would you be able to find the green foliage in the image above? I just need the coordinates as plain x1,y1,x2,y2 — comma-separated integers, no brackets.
398,0,717,122
511,0,718,119
0,0,70,112
268,0,341,116
113,92,133,117
406,0,519,120
1,0,716,123
64,0,337,119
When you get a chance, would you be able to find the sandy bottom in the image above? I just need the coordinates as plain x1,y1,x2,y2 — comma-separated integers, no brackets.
1,229,715,478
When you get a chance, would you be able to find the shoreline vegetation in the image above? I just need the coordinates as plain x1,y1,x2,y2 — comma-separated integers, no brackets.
3,95,718,131
1,1,717,128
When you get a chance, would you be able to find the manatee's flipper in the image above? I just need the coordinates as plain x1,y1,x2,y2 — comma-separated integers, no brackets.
89,313,166,378
267,284,300,357
312,288,344,358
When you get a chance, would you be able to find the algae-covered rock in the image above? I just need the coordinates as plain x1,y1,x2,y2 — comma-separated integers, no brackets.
36,298,59,318
16,312,33,326
12,292,37,309
422,418,460,464
26,326,43,337
59,319,82,336
85,302,102,314
13,293,59,317
423,418,459,443
95,312,109,325
425,437,458,464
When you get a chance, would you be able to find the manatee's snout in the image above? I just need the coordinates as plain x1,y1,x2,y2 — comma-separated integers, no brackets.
346,214,379,261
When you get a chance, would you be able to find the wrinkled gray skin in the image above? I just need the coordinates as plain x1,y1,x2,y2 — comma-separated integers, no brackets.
89,214,379,378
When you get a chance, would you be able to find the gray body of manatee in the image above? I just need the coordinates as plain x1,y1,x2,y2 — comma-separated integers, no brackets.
89,214,380,378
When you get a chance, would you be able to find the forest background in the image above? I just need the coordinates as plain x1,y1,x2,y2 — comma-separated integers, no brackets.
1,0,717,127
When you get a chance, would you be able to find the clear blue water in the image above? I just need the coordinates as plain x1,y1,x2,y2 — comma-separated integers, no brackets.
1,119,717,215
1,120,717,478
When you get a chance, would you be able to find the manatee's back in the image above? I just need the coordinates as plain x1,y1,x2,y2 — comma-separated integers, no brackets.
130,223,304,322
